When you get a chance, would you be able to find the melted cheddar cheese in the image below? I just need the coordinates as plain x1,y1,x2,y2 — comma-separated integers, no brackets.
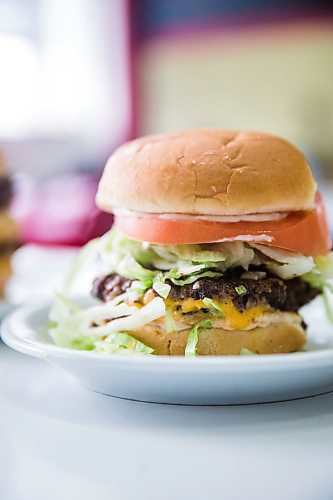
167,297,267,330
216,301,266,330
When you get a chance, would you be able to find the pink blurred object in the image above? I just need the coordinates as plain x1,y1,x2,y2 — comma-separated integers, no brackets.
11,172,113,247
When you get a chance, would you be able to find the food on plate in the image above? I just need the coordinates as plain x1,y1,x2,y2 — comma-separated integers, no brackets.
49,130,333,356
0,155,19,298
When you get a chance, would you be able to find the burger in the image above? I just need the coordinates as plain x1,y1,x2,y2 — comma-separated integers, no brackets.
49,130,333,356
0,156,18,298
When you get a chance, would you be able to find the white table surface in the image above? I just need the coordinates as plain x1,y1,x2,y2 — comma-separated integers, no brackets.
2,341,333,500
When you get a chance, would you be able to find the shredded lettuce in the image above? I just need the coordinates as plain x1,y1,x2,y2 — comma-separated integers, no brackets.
235,285,247,296
49,307,95,351
302,254,333,323
202,298,225,317
97,231,219,298
97,231,320,299
63,231,328,307
303,254,333,291
239,347,256,355
63,230,323,307
165,270,221,286
63,237,101,292
99,230,157,284
98,231,225,297
152,273,171,299
96,231,260,299
185,319,212,357
164,307,176,333
322,287,333,324
94,333,154,355
166,244,228,263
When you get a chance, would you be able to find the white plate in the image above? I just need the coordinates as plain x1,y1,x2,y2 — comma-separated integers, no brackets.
0,301,15,321
1,298,333,405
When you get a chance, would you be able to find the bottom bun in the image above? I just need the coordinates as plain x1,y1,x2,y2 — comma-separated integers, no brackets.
133,322,306,355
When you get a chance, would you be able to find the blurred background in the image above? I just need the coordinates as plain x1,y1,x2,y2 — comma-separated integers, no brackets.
0,0,333,304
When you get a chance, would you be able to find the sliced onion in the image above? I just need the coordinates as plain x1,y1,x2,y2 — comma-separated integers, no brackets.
250,244,309,264
80,302,139,325
251,243,314,279
114,209,289,222
88,297,166,336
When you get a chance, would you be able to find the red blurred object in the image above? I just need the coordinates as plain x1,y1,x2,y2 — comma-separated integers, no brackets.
12,172,113,247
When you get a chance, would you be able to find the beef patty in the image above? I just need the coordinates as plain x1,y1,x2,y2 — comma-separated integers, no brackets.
92,273,132,303
92,269,320,313
168,275,319,312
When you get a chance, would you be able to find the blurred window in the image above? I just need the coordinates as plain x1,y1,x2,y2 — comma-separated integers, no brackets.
0,0,132,173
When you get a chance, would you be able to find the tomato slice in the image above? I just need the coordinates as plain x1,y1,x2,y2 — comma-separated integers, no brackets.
114,193,331,256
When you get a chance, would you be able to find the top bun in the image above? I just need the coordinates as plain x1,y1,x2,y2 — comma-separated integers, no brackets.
96,129,317,216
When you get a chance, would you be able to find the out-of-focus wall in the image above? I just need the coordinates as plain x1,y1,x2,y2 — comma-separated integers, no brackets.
135,2,333,175
0,0,132,175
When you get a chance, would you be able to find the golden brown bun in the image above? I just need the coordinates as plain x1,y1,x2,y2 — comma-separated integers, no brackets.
96,129,317,215
133,322,306,355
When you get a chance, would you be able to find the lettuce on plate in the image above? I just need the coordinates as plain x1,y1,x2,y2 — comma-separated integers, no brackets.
239,348,256,355
94,333,154,355
49,293,163,354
